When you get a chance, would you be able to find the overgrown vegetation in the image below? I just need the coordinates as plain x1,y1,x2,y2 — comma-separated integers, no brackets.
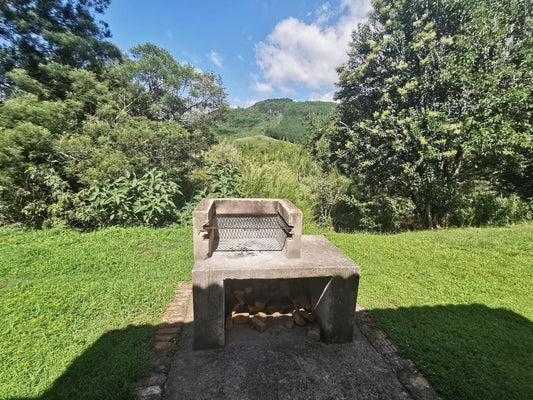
0,1,226,229
1,0,531,232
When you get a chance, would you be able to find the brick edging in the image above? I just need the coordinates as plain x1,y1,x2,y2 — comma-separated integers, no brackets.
355,304,441,400
135,282,192,400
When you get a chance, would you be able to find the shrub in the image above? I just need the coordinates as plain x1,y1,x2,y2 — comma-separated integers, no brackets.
0,164,70,228
71,169,183,229
331,195,416,233
177,143,244,225
450,187,532,227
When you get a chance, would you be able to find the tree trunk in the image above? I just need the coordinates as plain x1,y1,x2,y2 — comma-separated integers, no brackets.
425,203,433,229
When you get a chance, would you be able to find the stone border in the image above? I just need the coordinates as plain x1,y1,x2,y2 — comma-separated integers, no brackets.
355,304,441,400
135,282,192,400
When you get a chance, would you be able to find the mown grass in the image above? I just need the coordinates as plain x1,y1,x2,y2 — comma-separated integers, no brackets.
320,223,533,400
1,224,532,399
0,226,193,400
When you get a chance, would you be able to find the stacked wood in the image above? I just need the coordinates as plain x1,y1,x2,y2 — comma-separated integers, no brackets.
291,294,312,311
250,315,267,332
286,317,294,329
292,309,306,326
233,290,245,305
253,297,268,312
232,311,250,325
298,308,316,322
227,284,319,336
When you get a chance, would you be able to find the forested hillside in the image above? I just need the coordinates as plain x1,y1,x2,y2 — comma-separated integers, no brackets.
212,98,335,142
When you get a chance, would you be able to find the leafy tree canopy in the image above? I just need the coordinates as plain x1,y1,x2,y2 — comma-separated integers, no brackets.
0,0,121,98
318,0,532,227
111,43,228,133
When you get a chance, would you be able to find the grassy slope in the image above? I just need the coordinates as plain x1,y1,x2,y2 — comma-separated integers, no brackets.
0,227,192,400
235,135,319,224
1,224,532,399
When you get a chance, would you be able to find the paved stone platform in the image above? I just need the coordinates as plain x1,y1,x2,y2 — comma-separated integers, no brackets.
161,288,440,400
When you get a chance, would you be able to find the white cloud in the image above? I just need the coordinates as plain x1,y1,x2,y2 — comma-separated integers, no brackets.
315,2,336,25
237,54,244,61
251,81,274,95
255,0,370,92
210,50,223,68
280,85,296,95
309,90,337,102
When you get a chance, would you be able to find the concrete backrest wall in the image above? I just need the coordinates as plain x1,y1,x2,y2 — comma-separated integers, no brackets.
213,198,278,214
192,198,216,261
192,198,303,260
276,199,302,259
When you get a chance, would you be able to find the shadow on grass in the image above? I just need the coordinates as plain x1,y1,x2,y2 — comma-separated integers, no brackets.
367,304,533,400
8,305,532,400
11,324,158,400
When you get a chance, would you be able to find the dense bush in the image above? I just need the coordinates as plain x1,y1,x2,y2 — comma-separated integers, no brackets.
1,0,531,233
308,0,532,231
0,38,226,228
450,185,532,227
74,169,183,229
234,136,350,226
330,195,416,232
176,143,244,225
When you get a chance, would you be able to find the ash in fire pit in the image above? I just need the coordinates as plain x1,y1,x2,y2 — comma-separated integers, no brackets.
192,198,359,349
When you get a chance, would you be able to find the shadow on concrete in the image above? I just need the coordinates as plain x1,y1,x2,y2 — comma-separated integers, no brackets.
365,303,533,400
9,324,158,400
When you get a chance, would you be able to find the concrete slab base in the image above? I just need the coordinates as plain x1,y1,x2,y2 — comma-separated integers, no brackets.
165,309,414,400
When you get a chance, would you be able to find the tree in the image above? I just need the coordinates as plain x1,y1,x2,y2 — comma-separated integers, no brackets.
112,44,228,133
0,0,121,98
326,0,532,228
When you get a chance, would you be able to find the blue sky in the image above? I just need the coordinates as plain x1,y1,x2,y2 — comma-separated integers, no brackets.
105,0,370,107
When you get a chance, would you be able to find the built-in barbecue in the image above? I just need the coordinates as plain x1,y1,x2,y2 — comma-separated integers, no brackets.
192,198,360,349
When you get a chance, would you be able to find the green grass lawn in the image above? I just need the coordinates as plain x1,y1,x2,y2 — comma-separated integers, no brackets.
1,224,532,399
321,224,533,400
0,226,193,400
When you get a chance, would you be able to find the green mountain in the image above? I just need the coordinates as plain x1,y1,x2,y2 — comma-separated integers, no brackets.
213,98,336,142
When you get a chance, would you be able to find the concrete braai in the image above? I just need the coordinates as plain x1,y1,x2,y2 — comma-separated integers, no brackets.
192,198,360,349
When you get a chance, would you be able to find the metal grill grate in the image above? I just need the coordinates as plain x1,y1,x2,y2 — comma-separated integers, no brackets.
204,214,292,252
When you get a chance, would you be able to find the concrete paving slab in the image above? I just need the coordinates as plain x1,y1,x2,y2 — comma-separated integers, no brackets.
164,294,420,400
